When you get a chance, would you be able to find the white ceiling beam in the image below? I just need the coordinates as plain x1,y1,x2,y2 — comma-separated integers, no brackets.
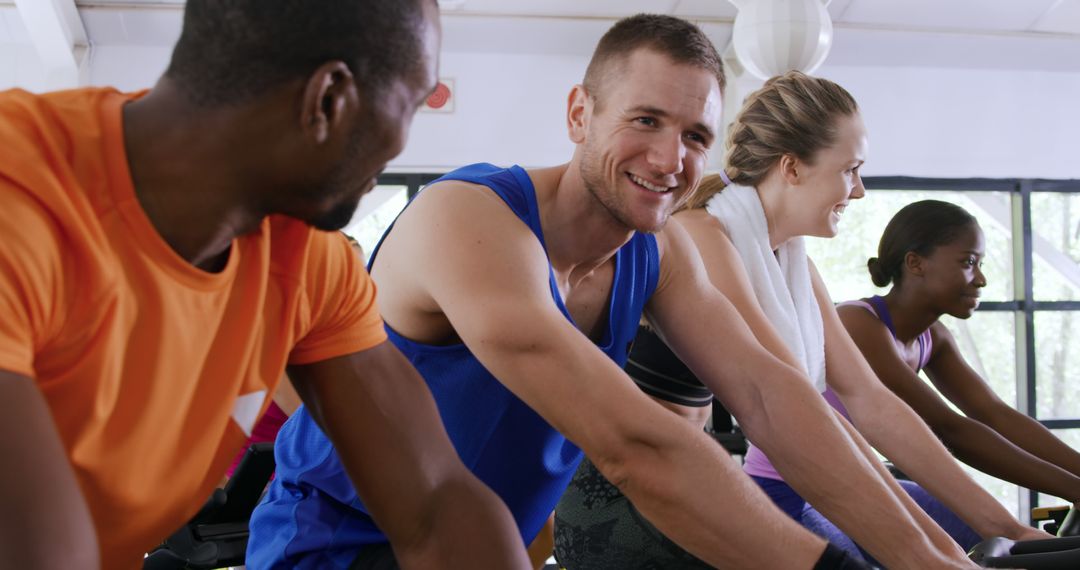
14,0,88,88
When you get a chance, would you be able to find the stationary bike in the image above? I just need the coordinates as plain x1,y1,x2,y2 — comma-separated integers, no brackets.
969,506,1080,569
143,442,276,570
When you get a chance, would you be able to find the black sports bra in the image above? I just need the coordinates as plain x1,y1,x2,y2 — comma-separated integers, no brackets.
625,325,713,408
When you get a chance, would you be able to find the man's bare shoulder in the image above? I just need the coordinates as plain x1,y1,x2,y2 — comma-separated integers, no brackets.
408,179,512,220
671,207,724,235
651,214,715,298
671,208,730,251
373,178,551,291
371,178,556,343
412,180,542,253
660,209,736,275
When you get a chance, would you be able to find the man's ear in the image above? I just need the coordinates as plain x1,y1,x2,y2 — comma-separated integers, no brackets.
779,153,801,186
300,61,359,145
904,251,926,278
567,84,592,144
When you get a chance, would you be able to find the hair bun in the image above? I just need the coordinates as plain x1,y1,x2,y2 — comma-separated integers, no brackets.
867,257,891,287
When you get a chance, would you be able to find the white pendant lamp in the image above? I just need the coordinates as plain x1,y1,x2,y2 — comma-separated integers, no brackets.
729,0,834,80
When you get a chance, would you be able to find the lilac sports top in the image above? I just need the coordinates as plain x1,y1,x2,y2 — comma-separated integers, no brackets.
744,295,933,481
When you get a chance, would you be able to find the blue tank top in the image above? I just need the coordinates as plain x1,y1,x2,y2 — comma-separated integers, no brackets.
247,163,659,569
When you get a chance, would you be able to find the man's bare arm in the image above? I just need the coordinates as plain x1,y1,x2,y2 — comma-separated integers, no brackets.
289,342,531,570
0,369,100,569
650,217,974,569
375,183,829,569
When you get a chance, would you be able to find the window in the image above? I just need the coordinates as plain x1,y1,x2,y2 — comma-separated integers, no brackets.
1036,429,1080,511
809,178,1080,521
806,189,1014,304
1034,311,1080,420
342,173,442,263
940,312,1017,411
1031,193,1080,302
342,185,408,264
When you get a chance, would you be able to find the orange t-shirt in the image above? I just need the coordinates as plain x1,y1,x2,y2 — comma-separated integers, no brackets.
0,88,388,568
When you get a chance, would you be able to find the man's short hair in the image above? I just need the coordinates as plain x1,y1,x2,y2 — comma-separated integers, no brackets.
165,0,432,106
583,14,725,106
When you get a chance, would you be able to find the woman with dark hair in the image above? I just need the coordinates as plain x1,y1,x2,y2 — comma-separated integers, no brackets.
839,200,1080,515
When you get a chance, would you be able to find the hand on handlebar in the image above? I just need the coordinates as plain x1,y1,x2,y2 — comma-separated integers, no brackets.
1011,525,1055,541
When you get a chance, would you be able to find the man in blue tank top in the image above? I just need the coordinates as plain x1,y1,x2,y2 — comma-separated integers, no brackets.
249,15,972,570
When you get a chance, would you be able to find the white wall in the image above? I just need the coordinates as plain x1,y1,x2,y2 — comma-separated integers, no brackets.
4,41,1080,180
817,64,1080,179
407,56,1080,180
88,44,171,91
392,51,581,171
14,45,587,171
0,43,50,91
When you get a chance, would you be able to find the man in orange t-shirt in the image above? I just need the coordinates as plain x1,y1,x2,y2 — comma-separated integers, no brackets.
0,1,529,569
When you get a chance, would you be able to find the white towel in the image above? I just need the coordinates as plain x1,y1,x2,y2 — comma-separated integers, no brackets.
705,184,826,392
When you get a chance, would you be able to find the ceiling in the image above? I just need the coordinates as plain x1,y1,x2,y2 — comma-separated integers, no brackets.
2,0,1080,71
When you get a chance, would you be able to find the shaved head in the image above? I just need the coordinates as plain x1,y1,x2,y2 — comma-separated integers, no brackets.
166,0,435,106
583,14,724,109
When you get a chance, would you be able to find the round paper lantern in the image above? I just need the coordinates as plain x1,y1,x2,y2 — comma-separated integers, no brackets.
731,0,834,80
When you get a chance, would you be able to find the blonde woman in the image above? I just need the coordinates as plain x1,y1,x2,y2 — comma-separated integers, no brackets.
554,71,1047,568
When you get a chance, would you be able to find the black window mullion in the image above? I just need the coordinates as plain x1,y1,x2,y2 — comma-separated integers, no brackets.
863,177,1019,192
1030,179,1080,192
975,301,1020,312
405,173,422,199
1042,419,1080,429
375,172,446,199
